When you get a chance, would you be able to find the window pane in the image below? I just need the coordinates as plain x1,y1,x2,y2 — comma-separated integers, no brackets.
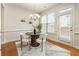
41,16,47,34
48,24,54,33
59,14,71,42
60,14,71,27
41,16,47,23
47,13,55,33
48,13,55,23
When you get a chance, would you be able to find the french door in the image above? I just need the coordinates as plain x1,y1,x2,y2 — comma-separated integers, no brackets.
58,9,73,44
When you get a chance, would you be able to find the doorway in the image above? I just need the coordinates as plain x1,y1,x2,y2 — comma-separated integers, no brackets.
58,8,73,44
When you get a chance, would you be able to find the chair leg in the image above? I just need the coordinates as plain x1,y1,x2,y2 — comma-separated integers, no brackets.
21,41,22,50
28,41,32,51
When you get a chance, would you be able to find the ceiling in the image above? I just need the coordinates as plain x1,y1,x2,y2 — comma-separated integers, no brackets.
5,3,57,13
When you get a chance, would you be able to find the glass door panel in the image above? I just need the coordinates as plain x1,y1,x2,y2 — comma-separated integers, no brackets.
59,14,72,43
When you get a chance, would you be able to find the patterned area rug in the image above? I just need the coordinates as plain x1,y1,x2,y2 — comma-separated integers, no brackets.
16,42,70,56
46,50,70,56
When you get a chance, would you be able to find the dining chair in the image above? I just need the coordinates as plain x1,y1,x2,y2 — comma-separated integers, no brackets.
20,33,31,51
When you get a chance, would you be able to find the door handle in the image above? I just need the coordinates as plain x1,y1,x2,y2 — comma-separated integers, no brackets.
70,27,73,31
70,29,73,31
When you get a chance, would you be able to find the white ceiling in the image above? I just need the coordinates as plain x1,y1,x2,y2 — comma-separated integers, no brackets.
6,3,57,13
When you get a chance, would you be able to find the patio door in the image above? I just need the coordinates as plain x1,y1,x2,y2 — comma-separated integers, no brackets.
58,8,73,43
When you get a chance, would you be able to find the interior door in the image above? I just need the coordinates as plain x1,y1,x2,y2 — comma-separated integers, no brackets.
58,9,73,43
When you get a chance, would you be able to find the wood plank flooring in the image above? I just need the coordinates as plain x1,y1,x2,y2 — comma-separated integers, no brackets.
47,39,79,56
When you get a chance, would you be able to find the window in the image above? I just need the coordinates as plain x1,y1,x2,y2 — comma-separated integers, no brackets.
59,14,71,27
41,16,47,23
47,13,55,33
40,16,47,34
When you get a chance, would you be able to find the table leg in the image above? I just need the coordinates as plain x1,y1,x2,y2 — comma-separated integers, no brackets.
20,35,23,50
41,38,43,52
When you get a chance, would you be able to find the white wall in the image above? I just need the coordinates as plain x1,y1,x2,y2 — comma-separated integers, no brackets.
3,4,36,43
0,3,1,31
0,4,1,43
74,4,79,49
4,5,36,31
75,4,79,32
0,3,1,55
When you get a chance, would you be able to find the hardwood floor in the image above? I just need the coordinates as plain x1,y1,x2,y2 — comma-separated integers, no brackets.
1,42,18,56
47,39,79,56
1,39,79,56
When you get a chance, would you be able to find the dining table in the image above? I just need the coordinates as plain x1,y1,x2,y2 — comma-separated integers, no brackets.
25,32,40,47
